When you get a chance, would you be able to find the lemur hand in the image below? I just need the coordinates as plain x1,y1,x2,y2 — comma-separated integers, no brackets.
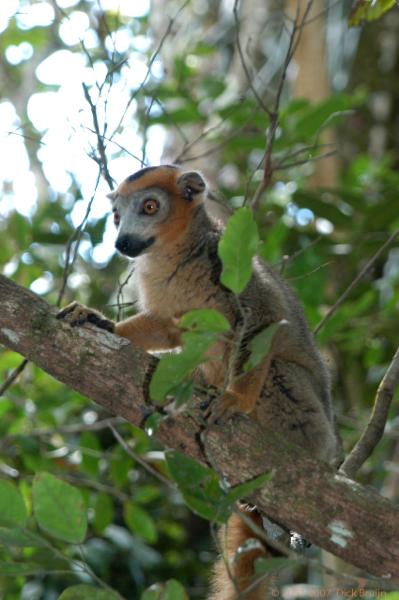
57,301,115,333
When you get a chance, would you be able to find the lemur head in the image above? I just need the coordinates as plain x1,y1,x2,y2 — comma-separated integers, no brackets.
107,165,206,258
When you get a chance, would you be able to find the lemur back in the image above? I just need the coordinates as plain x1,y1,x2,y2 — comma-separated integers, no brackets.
60,165,340,600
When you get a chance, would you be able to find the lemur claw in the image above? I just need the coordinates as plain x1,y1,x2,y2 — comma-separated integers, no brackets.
57,302,114,333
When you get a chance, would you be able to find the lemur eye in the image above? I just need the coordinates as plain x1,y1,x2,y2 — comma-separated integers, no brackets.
142,198,159,215
112,208,120,226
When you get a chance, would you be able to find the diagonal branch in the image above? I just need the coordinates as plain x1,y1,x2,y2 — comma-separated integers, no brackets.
340,345,399,478
314,228,399,334
0,275,399,580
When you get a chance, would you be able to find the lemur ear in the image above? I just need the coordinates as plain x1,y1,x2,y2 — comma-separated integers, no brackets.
177,171,206,202
106,191,116,203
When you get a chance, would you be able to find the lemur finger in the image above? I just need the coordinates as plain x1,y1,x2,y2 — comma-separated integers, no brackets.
57,303,114,332
56,301,79,320
86,312,115,332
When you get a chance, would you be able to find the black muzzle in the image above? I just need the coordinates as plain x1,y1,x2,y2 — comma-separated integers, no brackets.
115,234,155,257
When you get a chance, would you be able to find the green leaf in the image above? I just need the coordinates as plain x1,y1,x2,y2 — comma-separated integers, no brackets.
145,412,167,435
170,380,195,409
349,0,396,26
180,309,230,333
166,451,215,488
218,207,259,294
149,331,215,403
140,583,165,600
133,485,161,504
293,95,356,141
243,321,287,372
124,501,158,544
0,561,45,576
92,493,114,535
212,473,271,519
259,222,288,263
8,212,32,250
0,527,47,548
32,472,87,543
166,451,227,523
200,78,225,99
223,473,271,506
80,431,101,477
141,587,163,600
109,446,133,487
0,480,28,528
317,291,376,344
166,452,270,523
58,584,121,599
163,580,188,600
140,580,188,600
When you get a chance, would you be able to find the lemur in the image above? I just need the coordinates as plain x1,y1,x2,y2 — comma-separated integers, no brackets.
59,165,340,600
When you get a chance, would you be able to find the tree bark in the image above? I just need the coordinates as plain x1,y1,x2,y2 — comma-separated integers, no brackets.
0,274,398,581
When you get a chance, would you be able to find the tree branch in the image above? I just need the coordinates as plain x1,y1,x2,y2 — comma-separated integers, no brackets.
0,275,398,580
340,345,399,478
314,229,399,335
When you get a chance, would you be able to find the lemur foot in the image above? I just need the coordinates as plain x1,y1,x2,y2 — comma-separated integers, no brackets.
206,390,249,425
57,301,115,333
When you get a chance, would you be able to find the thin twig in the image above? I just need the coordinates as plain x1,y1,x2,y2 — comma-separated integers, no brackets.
288,261,332,282
275,235,322,269
274,142,336,166
233,0,273,118
109,0,190,141
177,125,247,163
82,83,114,190
61,472,130,503
174,105,248,164
314,229,399,335
116,264,136,321
56,171,102,306
0,416,124,442
275,149,338,171
340,346,399,479
304,0,342,26
109,423,175,489
84,126,146,163
0,358,29,396
251,1,315,212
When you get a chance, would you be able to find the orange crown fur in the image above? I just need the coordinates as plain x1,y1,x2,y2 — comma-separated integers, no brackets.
115,165,181,198
111,165,206,245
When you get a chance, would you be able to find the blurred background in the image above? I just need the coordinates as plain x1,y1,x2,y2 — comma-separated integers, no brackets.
0,0,399,597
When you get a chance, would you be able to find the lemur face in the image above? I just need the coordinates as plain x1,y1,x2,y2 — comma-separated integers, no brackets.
108,165,206,258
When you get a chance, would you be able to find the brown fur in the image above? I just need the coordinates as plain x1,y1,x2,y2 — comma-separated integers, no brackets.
116,166,180,197
59,166,340,600
211,508,277,600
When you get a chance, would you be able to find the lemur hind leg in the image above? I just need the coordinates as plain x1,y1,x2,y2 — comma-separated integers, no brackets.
209,353,272,424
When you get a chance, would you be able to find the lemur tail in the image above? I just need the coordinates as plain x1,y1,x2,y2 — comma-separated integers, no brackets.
209,506,282,600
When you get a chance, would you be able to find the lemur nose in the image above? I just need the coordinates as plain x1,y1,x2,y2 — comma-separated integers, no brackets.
115,234,155,258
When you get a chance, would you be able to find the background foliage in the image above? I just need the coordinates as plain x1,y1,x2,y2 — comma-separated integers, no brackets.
0,0,399,598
